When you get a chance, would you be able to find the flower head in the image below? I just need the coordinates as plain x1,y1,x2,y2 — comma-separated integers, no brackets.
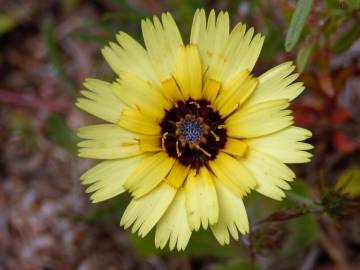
76,9,313,251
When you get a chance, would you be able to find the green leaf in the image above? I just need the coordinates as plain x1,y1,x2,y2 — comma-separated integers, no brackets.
296,41,314,72
45,114,78,153
0,14,17,36
332,22,360,54
285,0,314,52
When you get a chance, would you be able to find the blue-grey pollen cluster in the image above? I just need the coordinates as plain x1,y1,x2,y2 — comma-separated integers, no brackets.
179,119,202,143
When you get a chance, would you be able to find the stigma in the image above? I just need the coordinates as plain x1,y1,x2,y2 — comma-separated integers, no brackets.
178,117,203,143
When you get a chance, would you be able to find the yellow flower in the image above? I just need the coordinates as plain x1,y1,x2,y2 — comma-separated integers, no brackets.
76,9,313,251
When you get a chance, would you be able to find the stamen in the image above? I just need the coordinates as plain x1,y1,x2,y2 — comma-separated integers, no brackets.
167,120,177,126
194,144,211,157
161,132,168,151
218,125,226,129
176,140,182,157
189,101,201,109
210,130,220,142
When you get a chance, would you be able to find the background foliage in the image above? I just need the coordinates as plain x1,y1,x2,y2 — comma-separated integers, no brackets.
0,0,359,269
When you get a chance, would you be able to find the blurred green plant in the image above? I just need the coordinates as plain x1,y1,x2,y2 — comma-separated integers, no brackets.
10,113,38,149
332,22,360,53
67,195,130,225
130,229,245,258
43,16,77,97
213,259,258,270
62,0,81,10
45,114,78,153
249,181,319,259
0,13,17,36
283,182,319,256
336,167,360,198
296,40,314,73
316,167,360,222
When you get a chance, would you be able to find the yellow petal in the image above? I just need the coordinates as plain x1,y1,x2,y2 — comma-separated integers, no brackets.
203,78,221,103
246,126,313,163
215,71,258,116
142,13,183,80
244,62,304,107
119,108,161,136
185,168,219,231
243,150,296,200
190,10,230,77
174,45,203,100
165,160,190,189
77,124,137,140
214,70,249,109
77,124,142,159
221,138,248,157
192,12,264,84
213,24,264,83
155,188,191,251
124,152,175,198
102,32,159,85
208,152,257,197
190,9,206,47
76,79,126,123
160,77,184,102
226,99,293,138
120,182,176,237
112,73,169,119
139,136,162,152
210,178,249,245
80,155,144,203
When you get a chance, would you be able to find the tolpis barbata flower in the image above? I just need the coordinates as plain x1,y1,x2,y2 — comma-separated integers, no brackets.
76,9,313,251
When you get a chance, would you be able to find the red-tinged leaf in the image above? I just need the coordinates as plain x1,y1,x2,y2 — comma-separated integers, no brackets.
329,108,350,124
316,72,335,97
332,130,357,154
257,207,310,224
333,64,357,93
292,98,325,112
291,99,323,127
293,110,317,127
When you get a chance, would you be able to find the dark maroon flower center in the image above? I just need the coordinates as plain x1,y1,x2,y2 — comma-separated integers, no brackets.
160,99,227,170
